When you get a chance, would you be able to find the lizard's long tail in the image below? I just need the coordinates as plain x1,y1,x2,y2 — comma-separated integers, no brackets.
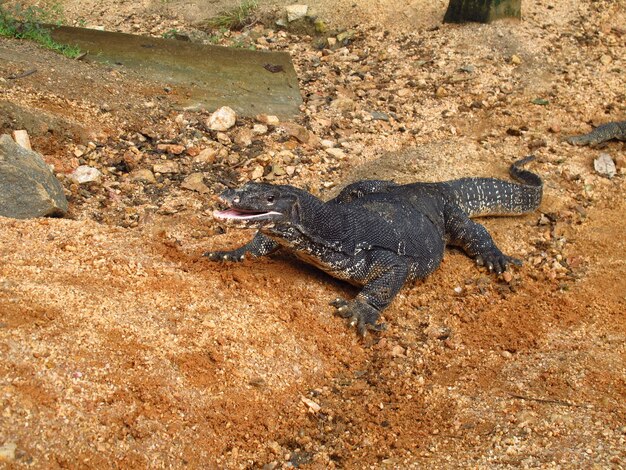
448,156,543,217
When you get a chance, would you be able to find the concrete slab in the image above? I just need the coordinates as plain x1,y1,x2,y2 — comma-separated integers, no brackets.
49,25,302,118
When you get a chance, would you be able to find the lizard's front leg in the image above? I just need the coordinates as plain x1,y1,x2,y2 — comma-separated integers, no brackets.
330,252,409,336
204,231,280,262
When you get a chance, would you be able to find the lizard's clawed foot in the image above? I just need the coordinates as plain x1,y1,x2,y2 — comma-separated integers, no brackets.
476,249,522,275
330,298,386,337
203,250,246,262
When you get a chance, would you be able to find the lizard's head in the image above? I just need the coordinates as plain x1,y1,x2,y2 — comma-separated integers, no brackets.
213,182,303,228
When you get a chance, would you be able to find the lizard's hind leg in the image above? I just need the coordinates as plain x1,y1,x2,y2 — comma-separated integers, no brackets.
444,205,521,274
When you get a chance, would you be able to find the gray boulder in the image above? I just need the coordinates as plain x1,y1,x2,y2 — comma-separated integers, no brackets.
0,134,68,218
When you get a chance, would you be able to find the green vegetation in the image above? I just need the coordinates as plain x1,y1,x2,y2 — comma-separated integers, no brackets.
206,0,258,30
0,3,82,58
161,28,179,39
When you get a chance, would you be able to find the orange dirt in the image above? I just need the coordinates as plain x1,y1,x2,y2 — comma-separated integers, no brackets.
1,0,625,468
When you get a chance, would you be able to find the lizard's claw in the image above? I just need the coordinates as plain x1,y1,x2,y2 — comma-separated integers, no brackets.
476,249,522,275
330,298,386,337
203,250,246,262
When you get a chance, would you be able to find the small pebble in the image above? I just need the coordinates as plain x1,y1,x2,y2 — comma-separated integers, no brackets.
594,153,616,178
70,165,102,184
207,106,237,131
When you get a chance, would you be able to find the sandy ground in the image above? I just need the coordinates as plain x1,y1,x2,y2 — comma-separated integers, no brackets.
1,0,625,468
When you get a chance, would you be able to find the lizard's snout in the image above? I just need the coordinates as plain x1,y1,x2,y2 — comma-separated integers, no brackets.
216,188,240,207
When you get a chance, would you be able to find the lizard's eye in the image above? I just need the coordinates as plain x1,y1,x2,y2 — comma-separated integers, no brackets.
266,195,275,204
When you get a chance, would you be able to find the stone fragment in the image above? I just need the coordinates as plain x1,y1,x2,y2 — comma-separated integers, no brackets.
206,106,237,131
130,168,156,184
531,98,549,106
157,143,185,155
594,153,616,178
614,154,625,173
600,54,612,65
153,161,180,174
370,111,389,121
276,150,295,164
216,132,231,145
510,54,522,65
186,146,200,157
330,96,356,113
279,122,319,146
325,148,345,159
301,396,321,413
272,165,285,176
234,128,254,147
336,30,355,44
0,442,17,462
226,153,240,166
256,114,280,126
70,165,102,184
252,124,268,135
285,4,308,22
435,86,447,98
181,173,210,194
194,147,218,164
0,134,68,218
12,130,31,150
250,165,264,180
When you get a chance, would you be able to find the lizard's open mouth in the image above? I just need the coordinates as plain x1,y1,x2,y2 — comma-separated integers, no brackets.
213,208,281,221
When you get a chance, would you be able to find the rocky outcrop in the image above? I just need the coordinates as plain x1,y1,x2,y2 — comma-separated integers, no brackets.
0,134,68,219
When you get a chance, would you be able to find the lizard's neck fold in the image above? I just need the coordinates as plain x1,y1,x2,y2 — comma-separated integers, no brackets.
262,189,347,247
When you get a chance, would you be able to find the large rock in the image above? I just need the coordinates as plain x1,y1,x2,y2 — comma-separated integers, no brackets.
285,4,309,22
0,134,68,219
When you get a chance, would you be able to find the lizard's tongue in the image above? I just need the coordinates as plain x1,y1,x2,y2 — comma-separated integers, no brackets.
213,209,277,220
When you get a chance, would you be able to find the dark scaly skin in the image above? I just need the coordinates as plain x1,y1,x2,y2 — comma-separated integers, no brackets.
205,157,543,336
566,120,626,146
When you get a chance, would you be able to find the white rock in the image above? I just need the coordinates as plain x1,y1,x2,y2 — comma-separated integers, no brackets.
0,442,17,462
207,106,237,131
153,161,180,174
286,4,308,22
594,153,616,178
301,396,321,413
70,165,102,184
325,147,345,159
252,124,268,135
12,130,31,150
